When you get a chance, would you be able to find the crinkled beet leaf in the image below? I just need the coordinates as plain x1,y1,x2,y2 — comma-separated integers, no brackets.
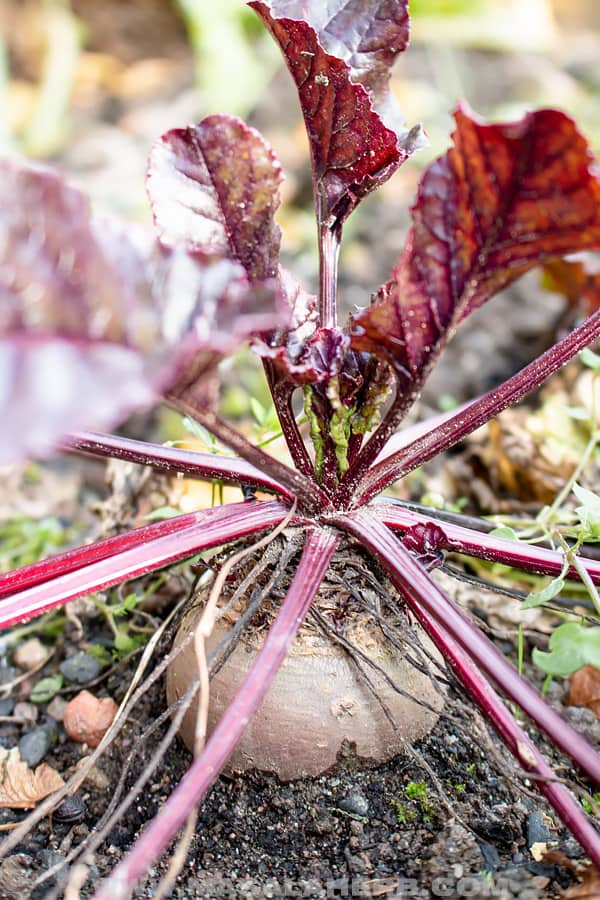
147,114,283,283
250,0,420,228
261,0,410,131
147,114,287,405
351,105,600,390
0,161,161,465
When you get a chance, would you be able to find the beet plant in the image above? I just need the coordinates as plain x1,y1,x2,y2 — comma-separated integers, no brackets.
1,0,600,894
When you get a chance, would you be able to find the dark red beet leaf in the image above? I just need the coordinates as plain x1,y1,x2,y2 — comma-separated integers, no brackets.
258,0,412,133
351,105,600,395
250,0,420,229
147,114,283,283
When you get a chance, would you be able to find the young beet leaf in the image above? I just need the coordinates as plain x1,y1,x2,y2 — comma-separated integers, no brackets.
340,105,600,504
1,1,600,894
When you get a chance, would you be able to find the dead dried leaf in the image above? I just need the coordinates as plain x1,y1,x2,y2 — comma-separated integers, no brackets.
567,665,600,721
0,747,64,809
562,866,600,899
530,841,549,862
544,852,600,899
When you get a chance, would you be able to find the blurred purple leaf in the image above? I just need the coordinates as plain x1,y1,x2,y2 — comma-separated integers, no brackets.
147,114,283,283
164,257,284,406
0,161,161,465
0,160,286,464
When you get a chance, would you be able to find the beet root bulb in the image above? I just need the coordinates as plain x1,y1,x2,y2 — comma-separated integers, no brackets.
167,591,445,781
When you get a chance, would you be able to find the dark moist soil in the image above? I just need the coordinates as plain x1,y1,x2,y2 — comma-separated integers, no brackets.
1,657,594,900
1,529,599,900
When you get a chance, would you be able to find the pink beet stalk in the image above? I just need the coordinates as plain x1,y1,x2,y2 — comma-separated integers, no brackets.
92,526,340,900
0,512,201,600
64,431,294,499
349,309,600,507
377,502,600,583
337,512,600,786
396,595,600,866
0,501,289,630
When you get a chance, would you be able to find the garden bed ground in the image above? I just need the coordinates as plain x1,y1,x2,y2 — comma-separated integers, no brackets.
2,1,600,896
0,453,599,899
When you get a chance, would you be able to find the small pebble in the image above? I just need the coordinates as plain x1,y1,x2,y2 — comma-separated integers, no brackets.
0,698,14,716
54,792,86,824
479,841,501,873
526,810,552,847
13,638,48,672
0,665,19,686
18,726,54,767
46,696,69,722
59,652,101,685
63,690,118,748
338,792,369,817
12,701,38,725
563,705,600,745
0,854,34,893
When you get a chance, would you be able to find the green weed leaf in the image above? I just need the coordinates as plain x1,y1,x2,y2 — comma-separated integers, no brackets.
532,622,600,676
523,577,565,609
30,674,63,704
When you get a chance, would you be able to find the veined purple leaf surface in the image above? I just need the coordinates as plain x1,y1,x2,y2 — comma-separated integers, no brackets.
147,114,283,283
147,114,289,406
351,106,600,389
250,1,419,227
0,161,162,464
260,0,411,132
0,157,288,464
0,337,155,466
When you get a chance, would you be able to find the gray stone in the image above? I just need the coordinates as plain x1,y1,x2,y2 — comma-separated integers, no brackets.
0,698,14,716
46,696,69,722
338,792,369,817
18,726,55,767
526,810,552,847
12,702,38,725
59,652,101,685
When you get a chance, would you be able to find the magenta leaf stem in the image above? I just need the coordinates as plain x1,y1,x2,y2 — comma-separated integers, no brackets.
92,525,340,900
346,308,600,507
376,502,600,583
262,364,315,479
165,395,330,514
335,511,600,785
0,501,291,630
64,431,293,499
395,589,600,866
0,512,202,601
